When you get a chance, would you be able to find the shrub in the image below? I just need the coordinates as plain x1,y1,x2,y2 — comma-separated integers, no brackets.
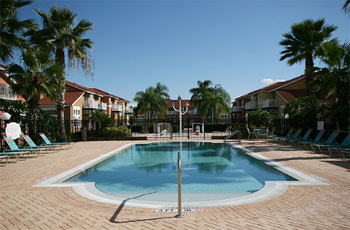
172,125,179,133
285,96,325,130
248,110,273,129
204,124,230,132
131,125,143,133
102,127,131,137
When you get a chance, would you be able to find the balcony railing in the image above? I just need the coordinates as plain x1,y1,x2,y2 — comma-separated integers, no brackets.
112,104,123,112
166,111,177,116
262,99,277,108
0,85,16,100
125,107,133,114
100,102,107,110
245,101,258,110
83,100,99,109
188,109,198,115
231,105,242,112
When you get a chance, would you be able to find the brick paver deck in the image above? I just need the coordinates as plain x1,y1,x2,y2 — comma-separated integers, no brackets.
0,140,349,229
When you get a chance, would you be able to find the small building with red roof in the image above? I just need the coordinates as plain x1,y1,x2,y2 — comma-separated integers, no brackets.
231,75,307,122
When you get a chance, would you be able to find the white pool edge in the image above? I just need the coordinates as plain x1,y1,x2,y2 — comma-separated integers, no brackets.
34,141,328,208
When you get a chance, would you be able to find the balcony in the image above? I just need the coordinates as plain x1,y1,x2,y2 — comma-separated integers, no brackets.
166,111,177,116
262,99,277,108
125,107,133,114
245,101,258,110
83,100,99,109
231,105,242,112
0,85,16,100
100,102,107,110
188,109,198,115
112,104,123,112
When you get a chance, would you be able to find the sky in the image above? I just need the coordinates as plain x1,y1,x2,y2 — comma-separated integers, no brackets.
16,0,350,104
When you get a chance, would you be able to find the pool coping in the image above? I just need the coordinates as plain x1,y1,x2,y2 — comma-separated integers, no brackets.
34,141,328,208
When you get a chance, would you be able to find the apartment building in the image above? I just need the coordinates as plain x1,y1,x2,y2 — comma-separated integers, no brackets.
0,64,25,104
232,75,307,122
39,81,131,125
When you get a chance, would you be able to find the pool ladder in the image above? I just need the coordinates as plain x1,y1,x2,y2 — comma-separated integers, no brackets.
224,130,241,143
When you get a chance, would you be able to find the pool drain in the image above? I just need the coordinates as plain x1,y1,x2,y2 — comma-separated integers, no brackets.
155,207,203,213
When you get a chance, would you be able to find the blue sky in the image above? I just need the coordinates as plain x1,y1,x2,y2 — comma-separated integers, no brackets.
17,0,349,104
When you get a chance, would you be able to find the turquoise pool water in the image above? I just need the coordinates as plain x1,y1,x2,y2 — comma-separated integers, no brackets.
66,142,297,202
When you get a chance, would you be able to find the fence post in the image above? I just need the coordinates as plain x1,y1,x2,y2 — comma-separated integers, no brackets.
130,120,133,140
203,118,206,140
187,118,190,139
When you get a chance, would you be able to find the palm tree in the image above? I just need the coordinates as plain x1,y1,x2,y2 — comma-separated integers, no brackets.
190,80,212,103
5,47,60,137
279,19,337,95
311,41,350,107
32,6,94,141
154,82,170,99
344,0,350,14
310,41,350,130
134,87,168,120
189,81,231,122
0,0,36,62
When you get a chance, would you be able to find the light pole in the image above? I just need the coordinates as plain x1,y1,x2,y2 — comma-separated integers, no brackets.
0,112,11,152
172,96,189,136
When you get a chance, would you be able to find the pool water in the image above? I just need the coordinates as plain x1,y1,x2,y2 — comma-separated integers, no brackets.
66,142,297,202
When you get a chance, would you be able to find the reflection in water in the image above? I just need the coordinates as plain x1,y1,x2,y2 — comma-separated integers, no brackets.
66,142,297,201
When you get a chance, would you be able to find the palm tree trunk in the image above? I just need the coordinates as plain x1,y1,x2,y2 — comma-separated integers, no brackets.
56,47,67,142
305,54,314,96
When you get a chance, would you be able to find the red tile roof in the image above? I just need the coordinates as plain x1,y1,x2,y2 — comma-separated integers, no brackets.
88,88,110,96
277,90,307,103
66,81,130,102
66,80,92,92
39,91,84,105
235,75,305,100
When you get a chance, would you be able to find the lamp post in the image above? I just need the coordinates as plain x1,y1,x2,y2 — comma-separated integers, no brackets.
0,112,11,152
172,96,189,136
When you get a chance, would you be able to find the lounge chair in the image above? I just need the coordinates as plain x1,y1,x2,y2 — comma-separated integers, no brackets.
21,135,57,152
290,128,313,145
0,151,29,163
268,127,276,139
0,155,9,164
4,136,40,157
326,133,350,158
279,128,302,144
310,131,340,153
256,128,269,139
39,133,72,148
274,128,295,142
298,130,326,149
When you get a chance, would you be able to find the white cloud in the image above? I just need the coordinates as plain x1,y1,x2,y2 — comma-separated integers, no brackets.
261,78,284,84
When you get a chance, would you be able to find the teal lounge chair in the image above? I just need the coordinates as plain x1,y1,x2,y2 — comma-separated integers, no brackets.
290,128,313,145
327,134,350,158
0,151,29,163
22,135,57,151
268,127,276,139
279,128,302,144
39,133,71,148
4,136,40,157
298,130,326,149
311,131,340,153
274,128,295,142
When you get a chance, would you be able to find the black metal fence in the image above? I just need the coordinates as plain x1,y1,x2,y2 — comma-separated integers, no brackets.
9,116,343,143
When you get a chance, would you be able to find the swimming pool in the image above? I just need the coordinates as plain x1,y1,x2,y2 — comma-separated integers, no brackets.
65,142,297,202
35,141,327,208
